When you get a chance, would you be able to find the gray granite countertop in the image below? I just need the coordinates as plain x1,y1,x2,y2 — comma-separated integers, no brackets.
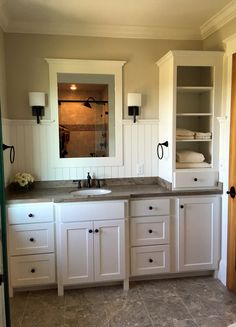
6,178,223,204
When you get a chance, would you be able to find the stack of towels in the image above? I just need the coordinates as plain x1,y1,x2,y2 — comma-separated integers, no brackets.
176,150,211,168
195,131,212,140
176,128,212,140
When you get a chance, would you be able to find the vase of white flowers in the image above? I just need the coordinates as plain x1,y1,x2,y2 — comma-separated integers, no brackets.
13,172,35,191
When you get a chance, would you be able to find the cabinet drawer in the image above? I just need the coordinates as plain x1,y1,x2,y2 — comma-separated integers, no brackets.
130,199,169,217
10,254,55,287
131,245,170,276
130,216,169,246
56,201,126,222
8,223,54,256
173,170,218,189
7,203,54,224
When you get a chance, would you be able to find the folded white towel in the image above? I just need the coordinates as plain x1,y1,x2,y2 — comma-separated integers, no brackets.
176,162,211,169
176,150,205,163
195,132,212,138
195,136,212,140
176,128,195,137
176,135,195,140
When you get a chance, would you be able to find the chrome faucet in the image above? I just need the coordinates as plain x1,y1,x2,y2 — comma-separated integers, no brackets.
87,172,92,188
73,180,81,189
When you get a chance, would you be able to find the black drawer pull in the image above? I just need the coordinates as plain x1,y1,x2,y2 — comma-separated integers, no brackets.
29,238,35,242
88,229,93,233
148,229,153,234
149,258,153,263
94,229,99,233
194,178,198,182
180,205,184,209
149,206,153,210
31,268,36,273
28,213,34,218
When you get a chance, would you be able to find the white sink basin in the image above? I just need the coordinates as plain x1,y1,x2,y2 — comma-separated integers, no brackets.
70,188,112,196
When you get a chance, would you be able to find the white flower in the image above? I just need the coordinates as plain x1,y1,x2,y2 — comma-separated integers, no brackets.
14,172,35,187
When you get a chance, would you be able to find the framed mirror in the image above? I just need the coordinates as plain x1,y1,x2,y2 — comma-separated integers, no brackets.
46,59,126,167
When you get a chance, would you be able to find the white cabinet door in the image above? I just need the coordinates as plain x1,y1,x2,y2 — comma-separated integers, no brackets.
178,197,220,272
94,220,125,281
61,222,94,285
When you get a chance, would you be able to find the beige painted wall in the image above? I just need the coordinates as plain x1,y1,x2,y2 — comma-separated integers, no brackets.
5,33,202,120
0,27,7,118
203,18,236,50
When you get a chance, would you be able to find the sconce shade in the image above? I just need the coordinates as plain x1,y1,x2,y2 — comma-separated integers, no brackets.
127,93,141,107
29,92,46,124
29,92,45,107
128,93,141,123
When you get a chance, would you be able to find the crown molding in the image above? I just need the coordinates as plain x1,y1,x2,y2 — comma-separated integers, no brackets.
6,20,201,40
201,0,236,40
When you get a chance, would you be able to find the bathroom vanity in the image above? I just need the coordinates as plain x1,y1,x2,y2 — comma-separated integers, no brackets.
6,183,221,297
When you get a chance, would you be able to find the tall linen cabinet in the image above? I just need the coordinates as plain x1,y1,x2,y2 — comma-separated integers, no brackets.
156,51,223,189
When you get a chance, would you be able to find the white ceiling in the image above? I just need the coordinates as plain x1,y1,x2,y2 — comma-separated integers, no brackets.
0,0,235,40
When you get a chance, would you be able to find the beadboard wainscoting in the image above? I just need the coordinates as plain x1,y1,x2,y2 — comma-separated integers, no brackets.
2,119,159,181
2,118,12,184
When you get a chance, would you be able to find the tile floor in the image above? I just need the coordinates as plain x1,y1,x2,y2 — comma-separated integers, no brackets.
10,277,236,327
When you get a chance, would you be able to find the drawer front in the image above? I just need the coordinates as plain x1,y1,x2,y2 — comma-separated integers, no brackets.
173,170,218,189
10,254,55,287
56,201,126,222
7,203,54,224
9,223,54,255
131,245,170,276
130,199,169,217
130,216,169,246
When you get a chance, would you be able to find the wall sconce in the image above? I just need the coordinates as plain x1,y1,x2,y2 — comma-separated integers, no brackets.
128,93,141,123
29,92,46,124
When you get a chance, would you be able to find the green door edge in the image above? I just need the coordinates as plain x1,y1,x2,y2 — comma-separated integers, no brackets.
0,112,11,326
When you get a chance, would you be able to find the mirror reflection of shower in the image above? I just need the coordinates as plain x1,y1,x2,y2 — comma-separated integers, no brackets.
58,83,109,158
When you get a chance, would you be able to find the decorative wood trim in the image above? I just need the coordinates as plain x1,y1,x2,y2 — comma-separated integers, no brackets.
122,119,159,125
6,22,201,40
8,119,54,126
5,118,159,180
216,116,228,123
227,52,236,291
201,1,236,40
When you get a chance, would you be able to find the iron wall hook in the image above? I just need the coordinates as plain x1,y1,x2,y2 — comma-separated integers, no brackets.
2,144,15,164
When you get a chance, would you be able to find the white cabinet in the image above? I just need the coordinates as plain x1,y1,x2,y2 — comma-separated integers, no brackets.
94,219,125,281
7,202,55,296
156,51,223,189
130,198,170,276
61,221,94,284
176,196,221,272
56,200,127,295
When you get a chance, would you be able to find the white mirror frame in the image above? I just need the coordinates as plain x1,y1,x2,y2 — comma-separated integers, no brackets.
46,58,126,167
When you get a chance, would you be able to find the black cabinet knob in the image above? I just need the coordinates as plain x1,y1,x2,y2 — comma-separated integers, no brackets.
29,238,35,242
149,206,153,210
149,259,153,263
94,229,99,233
88,229,93,233
194,178,198,182
180,205,184,209
148,229,153,234
28,213,34,218
31,268,36,273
